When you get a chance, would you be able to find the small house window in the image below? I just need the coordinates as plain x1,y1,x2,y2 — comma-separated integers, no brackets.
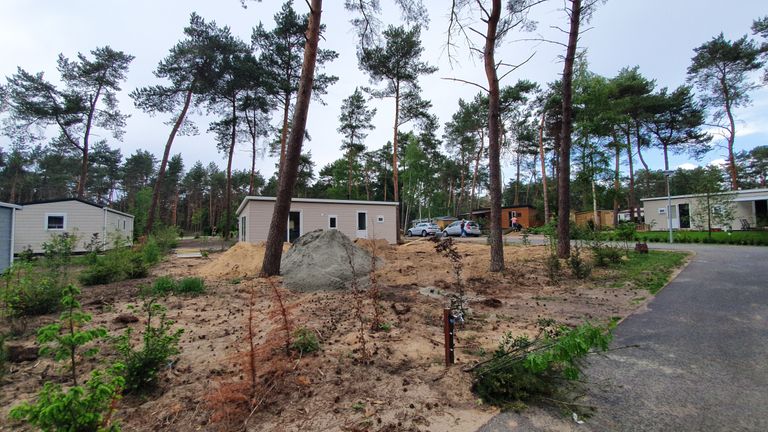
46,214,66,230
357,212,367,230
658,207,666,215
122,220,126,229
240,216,247,241
329,215,338,229
376,216,384,223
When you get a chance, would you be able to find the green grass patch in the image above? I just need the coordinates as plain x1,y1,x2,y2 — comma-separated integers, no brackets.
633,230,768,246
606,250,688,294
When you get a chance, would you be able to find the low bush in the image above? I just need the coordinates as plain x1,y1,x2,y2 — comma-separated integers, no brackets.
592,245,623,267
290,327,320,355
79,248,149,286
472,321,612,408
0,333,7,380
545,254,561,283
115,299,183,394
568,245,592,279
9,364,125,432
141,236,162,266
1,263,61,317
176,277,206,295
152,276,177,295
152,226,179,253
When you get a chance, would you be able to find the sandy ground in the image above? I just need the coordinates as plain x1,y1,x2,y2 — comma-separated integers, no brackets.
1,239,668,432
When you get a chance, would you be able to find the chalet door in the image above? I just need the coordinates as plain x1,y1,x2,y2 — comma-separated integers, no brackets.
287,211,301,243
678,203,690,229
356,211,368,239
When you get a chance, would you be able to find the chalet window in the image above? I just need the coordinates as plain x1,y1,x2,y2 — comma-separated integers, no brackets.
240,216,247,241
329,215,338,229
376,216,384,223
357,212,367,230
46,214,66,230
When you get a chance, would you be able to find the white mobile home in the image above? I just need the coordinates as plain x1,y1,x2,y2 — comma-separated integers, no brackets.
14,198,134,253
0,202,21,272
642,188,768,231
236,197,399,244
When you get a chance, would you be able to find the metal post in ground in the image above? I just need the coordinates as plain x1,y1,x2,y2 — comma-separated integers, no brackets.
443,308,455,366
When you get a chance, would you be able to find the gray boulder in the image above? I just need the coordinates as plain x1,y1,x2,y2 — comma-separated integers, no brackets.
280,229,381,292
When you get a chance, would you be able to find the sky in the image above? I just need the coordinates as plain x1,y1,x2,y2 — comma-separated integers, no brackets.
1,0,766,186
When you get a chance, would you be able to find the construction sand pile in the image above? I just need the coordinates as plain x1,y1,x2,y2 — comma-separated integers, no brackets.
281,229,380,292
198,242,288,279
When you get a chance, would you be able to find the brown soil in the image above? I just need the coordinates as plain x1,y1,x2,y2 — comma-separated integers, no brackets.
0,241,677,432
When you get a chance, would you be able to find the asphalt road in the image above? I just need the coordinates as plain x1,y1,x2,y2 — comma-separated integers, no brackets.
477,243,768,432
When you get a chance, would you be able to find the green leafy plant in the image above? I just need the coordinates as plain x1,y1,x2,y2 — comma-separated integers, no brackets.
1,262,61,318
176,277,206,295
591,245,623,267
568,245,592,279
545,254,561,283
115,298,183,393
37,285,107,385
378,322,392,332
9,363,125,432
140,236,162,266
152,226,179,253
79,248,149,286
151,276,178,295
0,333,7,380
289,327,320,355
472,321,613,408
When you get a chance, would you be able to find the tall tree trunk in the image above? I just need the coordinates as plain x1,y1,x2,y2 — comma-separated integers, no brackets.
470,130,484,212
626,129,637,222
249,133,257,196
484,0,504,272
171,188,179,226
147,88,193,235
76,86,103,198
347,144,354,199
224,97,237,240
557,0,582,259
613,139,620,226
514,151,521,205
392,84,402,242
539,112,550,222
279,93,291,176
723,86,738,189
261,0,322,276
634,121,651,193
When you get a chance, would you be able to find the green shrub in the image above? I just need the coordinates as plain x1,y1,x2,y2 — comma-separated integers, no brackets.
80,248,149,286
0,333,7,380
290,327,320,355
115,299,183,394
141,236,162,266
9,363,125,432
568,245,592,279
176,277,205,295
472,322,612,408
545,254,561,283
152,226,179,253
37,285,107,385
152,276,177,295
2,263,62,317
592,245,623,267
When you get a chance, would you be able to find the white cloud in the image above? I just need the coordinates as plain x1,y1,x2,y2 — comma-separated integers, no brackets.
677,163,697,170
708,159,727,168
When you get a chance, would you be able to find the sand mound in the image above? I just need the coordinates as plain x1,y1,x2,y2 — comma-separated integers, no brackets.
281,229,379,292
198,242,288,279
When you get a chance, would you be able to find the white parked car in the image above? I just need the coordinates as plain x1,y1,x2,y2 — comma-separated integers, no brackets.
442,220,482,237
407,222,441,237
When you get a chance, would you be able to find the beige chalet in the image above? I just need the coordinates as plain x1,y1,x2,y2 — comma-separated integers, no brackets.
14,198,134,254
236,197,398,244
